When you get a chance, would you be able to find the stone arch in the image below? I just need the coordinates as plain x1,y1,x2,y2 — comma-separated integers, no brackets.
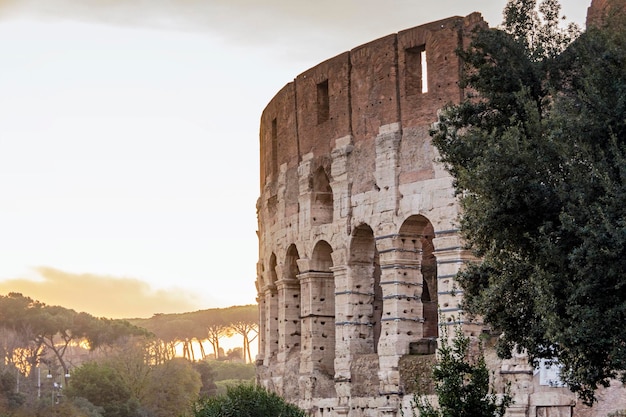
349,224,383,353
311,239,334,271
269,253,278,285
398,215,438,340
311,167,333,225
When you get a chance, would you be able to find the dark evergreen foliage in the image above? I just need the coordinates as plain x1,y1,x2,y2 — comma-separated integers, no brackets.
193,384,307,417
431,0,626,405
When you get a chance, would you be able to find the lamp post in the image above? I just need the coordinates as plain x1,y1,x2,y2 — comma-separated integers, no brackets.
46,367,70,405
46,370,53,406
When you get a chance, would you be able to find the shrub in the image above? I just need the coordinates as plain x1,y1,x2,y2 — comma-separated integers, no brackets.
193,383,306,417
409,325,512,417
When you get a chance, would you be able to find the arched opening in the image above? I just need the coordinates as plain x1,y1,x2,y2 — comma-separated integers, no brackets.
398,215,438,341
311,240,333,271
311,167,333,225
349,224,383,353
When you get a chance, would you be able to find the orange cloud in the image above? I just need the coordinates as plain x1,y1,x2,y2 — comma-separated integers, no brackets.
0,267,205,319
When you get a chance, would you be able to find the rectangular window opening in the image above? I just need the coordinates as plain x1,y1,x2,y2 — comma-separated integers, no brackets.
317,79,329,124
405,45,428,95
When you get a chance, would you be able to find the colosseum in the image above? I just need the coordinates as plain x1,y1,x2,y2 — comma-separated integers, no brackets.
255,1,626,416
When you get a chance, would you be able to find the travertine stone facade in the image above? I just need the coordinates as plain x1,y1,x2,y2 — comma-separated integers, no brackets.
256,4,626,416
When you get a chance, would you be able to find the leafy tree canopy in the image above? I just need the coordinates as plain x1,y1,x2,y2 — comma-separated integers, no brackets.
0,293,149,377
430,0,626,405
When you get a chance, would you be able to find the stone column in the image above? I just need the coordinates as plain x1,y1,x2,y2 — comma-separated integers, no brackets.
298,270,336,376
257,292,266,363
331,262,353,404
256,263,266,362
376,233,424,395
330,135,353,233
263,283,279,365
298,153,314,229
276,277,301,363
432,231,478,336
500,353,533,417
374,123,401,214
297,257,337,400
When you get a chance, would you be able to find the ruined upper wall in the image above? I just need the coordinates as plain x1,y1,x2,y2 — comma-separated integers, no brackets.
587,0,626,27
259,13,487,191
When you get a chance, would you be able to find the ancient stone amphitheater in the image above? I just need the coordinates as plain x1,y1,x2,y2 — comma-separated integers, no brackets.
255,1,626,416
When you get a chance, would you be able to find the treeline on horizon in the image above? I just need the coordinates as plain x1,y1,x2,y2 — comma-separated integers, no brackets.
0,292,259,416
0,292,259,364
128,304,259,363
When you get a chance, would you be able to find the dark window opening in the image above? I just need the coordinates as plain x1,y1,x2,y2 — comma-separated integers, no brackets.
317,80,329,124
405,45,428,95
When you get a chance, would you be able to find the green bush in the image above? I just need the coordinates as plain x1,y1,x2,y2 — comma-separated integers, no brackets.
193,384,306,417
410,326,512,417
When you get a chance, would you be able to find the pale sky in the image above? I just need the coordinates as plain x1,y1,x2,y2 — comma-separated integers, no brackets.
0,0,590,318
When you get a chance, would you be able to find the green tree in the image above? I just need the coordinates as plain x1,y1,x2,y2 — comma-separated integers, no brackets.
0,366,26,413
193,361,218,399
193,384,307,417
142,358,201,417
411,327,512,417
205,314,233,360
0,293,148,386
65,362,138,417
430,0,625,405
229,306,258,364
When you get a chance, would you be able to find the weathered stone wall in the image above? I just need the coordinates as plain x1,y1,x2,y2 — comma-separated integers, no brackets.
256,5,625,416
587,0,626,27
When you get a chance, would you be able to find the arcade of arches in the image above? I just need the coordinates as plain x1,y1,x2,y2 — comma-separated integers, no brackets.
256,213,466,409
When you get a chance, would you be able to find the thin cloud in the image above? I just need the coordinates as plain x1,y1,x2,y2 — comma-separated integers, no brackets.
0,0,498,53
0,267,207,319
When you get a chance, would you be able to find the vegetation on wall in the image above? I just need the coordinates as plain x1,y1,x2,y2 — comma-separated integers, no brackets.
409,326,512,417
431,0,626,405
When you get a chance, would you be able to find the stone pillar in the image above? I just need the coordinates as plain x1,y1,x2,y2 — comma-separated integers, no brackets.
379,394,401,417
257,292,266,362
331,262,353,404
297,256,337,400
263,283,279,365
298,153,314,229
374,123,401,214
256,263,266,361
376,234,424,395
432,231,478,335
330,135,353,232
276,277,301,363
501,353,533,417
298,270,336,376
